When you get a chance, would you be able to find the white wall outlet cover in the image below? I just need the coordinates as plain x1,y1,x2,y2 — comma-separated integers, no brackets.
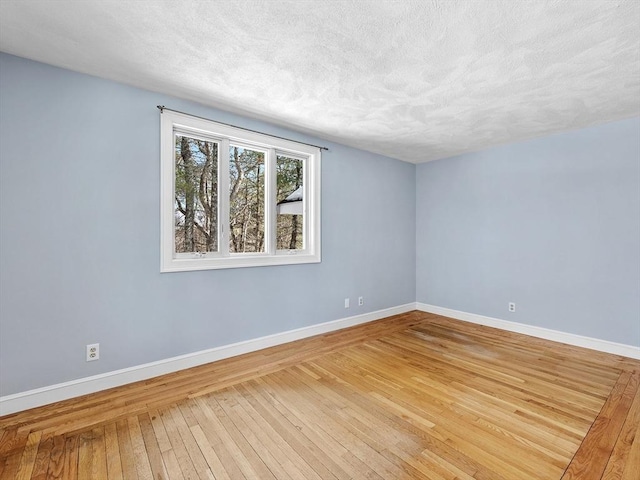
86,343,99,361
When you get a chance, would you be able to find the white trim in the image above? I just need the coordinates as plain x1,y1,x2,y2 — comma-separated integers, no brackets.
0,303,415,416
416,303,640,360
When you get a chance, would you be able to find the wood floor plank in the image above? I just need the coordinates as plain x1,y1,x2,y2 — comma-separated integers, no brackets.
189,424,227,480
44,434,65,479
245,378,376,480
114,419,138,480
562,370,639,479
231,384,336,480
601,370,640,479
0,427,27,458
137,413,168,480
148,409,186,480
215,390,294,480
126,416,153,480
305,360,506,480
103,423,123,480
75,431,93,480
0,450,22,480
204,394,278,480
157,406,200,479
90,426,108,480
285,366,429,479
187,398,246,480
266,370,401,479
621,424,640,480
1,311,638,479
314,348,563,477
31,435,53,480
59,434,79,480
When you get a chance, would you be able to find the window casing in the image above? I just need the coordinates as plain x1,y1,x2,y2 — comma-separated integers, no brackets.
161,110,321,272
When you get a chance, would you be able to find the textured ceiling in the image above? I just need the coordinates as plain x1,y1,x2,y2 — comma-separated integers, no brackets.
1,0,639,163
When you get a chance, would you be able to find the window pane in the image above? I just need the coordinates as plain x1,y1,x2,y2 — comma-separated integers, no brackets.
276,155,304,250
229,146,265,253
174,135,218,253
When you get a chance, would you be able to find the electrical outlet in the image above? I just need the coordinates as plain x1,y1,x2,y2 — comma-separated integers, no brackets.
344,298,350,308
508,302,516,312
358,296,364,306
86,343,99,361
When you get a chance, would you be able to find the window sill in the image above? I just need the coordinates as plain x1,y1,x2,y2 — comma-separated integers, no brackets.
161,252,321,272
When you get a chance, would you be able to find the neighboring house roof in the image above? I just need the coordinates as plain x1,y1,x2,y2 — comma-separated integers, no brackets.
277,186,303,215
278,186,302,204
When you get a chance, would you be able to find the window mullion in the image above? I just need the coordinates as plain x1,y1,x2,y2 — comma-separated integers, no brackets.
219,138,230,257
264,148,277,255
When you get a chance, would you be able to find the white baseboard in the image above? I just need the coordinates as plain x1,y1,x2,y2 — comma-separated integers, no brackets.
4,302,636,416
416,303,640,360
0,303,415,416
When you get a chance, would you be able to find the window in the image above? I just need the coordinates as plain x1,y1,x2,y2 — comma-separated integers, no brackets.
161,110,321,271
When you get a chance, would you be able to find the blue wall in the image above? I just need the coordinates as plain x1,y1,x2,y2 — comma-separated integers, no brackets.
0,53,417,396
1,52,638,398
416,117,640,346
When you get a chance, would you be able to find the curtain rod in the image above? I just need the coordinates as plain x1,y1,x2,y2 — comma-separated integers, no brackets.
157,105,329,151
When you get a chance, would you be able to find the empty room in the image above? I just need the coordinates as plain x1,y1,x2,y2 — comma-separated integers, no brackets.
0,1,639,479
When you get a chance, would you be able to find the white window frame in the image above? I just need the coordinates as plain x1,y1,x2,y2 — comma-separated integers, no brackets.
161,110,321,272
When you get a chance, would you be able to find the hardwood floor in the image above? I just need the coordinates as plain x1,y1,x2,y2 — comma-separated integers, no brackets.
1,311,638,479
